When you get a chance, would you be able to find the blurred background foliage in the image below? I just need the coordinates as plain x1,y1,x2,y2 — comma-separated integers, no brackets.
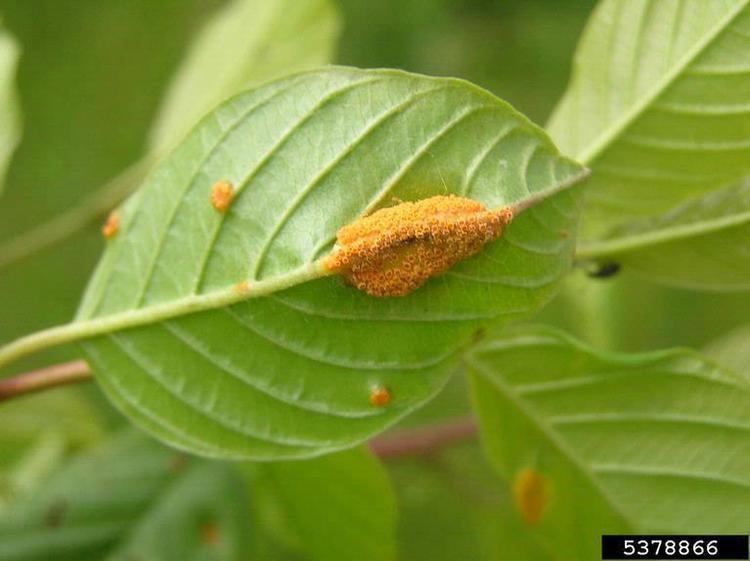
0,0,748,559
2,0,748,366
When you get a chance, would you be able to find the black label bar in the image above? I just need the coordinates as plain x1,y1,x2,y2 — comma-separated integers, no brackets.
602,535,748,560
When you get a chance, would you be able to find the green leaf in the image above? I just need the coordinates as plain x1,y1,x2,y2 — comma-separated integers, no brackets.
549,0,750,232
0,388,104,508
389,442,552,561
149,0,340,152
0,431,255,561
467,325,750,560
256,447,396,561
0,0,338,273
0,20,20,195
64,67,587,460
578,177,750,291
704,323,750,375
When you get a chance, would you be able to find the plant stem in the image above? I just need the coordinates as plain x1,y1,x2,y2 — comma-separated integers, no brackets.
0,262,329,371
369,416,477,459
0,360,92,402
0,158,152,270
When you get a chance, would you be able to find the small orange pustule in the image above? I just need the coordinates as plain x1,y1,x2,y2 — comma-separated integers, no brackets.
512,467,547,525
210,180,234,213
368,385,391,407
233,280,250,295
322,195,513,297
199,521,221,546
101,211,120,240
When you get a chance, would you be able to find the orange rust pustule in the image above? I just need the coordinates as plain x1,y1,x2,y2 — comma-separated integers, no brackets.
323,195,513,297
369,385,391,407
512,467,547,525
210,180,234,213
101,211,120,240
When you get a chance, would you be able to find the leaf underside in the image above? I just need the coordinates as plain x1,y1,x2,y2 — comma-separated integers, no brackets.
582,177,750,290
549,0,750,233
149,0,339,153
0,432,254,561
78,67,586,459
260,446,396,561
468,325,750,560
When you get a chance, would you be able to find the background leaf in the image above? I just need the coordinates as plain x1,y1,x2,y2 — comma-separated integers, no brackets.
579,177,750,290
468,325,750,560
0,0,219,375
704,323,750,374
0,388,104,510
149,0,340,152
549,0,750,233
0,431,256,561
74,66,586,459
0,0,340,291
388,442,553,561
0,19,20,196
252,447,396,561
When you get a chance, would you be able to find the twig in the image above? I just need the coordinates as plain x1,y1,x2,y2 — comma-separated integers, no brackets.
0,360,92,402
0,359,478,459
369,416,477,459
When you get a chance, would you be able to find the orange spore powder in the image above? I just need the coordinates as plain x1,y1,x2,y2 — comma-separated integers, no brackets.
512,467,547,525
210,180,234,213
101,211,120,240
323,195,513,297
369,385,391,407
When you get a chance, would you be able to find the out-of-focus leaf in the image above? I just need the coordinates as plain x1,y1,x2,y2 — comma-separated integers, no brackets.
0,388,103,508
468,325,750,560
0,431,255,561
389,442,552,561
0,20,20,196
69,67,586,459
704,324,750,375
149,0,340,152
579,177,750,291
0,0,217,377
257,447,396,561
336,0,596,124
0,0,339,282
549,0,750,233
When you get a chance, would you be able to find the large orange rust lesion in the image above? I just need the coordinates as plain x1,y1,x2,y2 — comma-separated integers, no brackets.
322,195,513,297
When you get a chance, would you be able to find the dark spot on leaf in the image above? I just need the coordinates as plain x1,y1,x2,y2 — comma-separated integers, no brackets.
45,498,68,528
168,454,189,473
586,261,620,279
472,327,486,343
200,521,220,546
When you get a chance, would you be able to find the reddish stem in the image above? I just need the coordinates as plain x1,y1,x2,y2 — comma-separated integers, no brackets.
369,416,477,459
0,359,92,402
0,360,477,460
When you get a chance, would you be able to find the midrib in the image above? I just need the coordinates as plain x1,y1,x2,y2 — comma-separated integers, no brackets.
578,0,750,165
